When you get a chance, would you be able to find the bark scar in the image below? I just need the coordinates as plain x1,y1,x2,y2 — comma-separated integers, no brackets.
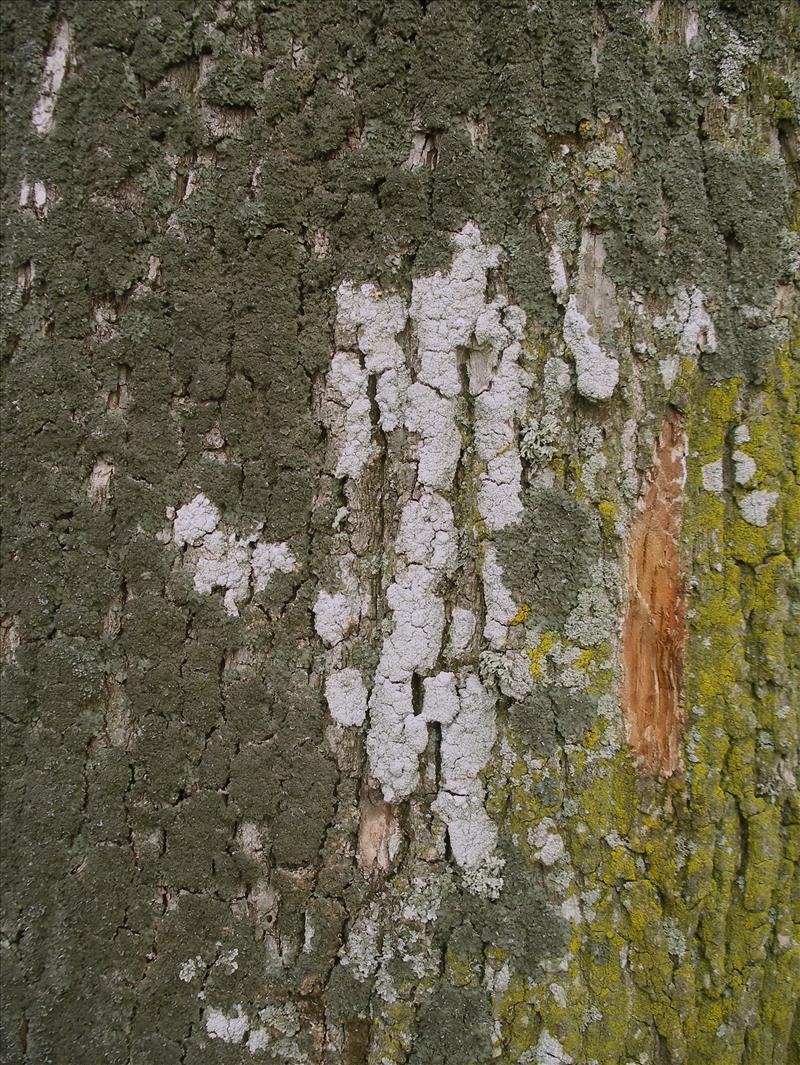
621,407,688,775
357,786,397,878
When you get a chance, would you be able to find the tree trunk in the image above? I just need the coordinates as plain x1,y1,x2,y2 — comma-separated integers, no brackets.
2,2,798,1063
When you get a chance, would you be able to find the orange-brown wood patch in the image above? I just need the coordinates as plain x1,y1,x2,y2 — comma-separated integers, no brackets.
621,408,688,775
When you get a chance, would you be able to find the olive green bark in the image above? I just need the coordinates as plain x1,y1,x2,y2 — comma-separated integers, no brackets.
1,2,798,1064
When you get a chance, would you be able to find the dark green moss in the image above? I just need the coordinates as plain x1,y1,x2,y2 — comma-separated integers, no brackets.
410,984,493,1065
495,487,602,628
508,684,597,755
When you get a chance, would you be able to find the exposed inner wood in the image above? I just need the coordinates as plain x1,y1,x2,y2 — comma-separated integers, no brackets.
621,407,688,775
357,785,397,877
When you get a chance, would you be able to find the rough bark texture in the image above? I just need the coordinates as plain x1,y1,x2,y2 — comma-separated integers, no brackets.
1,2,798,1064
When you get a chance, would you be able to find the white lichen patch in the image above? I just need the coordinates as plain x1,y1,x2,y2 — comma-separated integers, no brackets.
380,566,447,681
676,286,717,355
404,382,462,490
251,542,297,592
317,224,535,882
410,222,500,398
216,947,239,975
533,1030,574,1065
701,459,724,494
530,819,567,867
738,489,778,527
715,20,758,99
481,545,518,650
247,1005,304,1061
480,649,535,702
563,295,619,401
461,853,506,899
32,18,72,136
172,494,296,616
314,588,359,646
732,449,756,485
339,902,382,981
193,534,251,610
561,895,583,925
431,673,498,874
204,1001,304,1059
173,493,220,545
396,492,457,574
246,1029,270,1054
656,285,717,357
325,668,368,727
366,559,447,799
474,328,531,530
366,678,426,802
336,281,409,432
420,671,460,726
205,1004,249,1044
178,956,204,983
586,142,620,173
325,351,376,480
659,354,680,389
399,875,445,925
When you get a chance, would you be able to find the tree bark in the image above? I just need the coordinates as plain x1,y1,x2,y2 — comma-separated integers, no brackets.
2,2,798,1063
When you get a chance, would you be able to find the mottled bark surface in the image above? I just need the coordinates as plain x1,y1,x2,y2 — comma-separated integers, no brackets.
1,2,798,1064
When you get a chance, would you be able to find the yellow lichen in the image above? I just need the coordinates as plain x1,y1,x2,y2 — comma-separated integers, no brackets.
526,632,557,678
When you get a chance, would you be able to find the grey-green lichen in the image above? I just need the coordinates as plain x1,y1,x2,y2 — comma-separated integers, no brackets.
1,1,798,1063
